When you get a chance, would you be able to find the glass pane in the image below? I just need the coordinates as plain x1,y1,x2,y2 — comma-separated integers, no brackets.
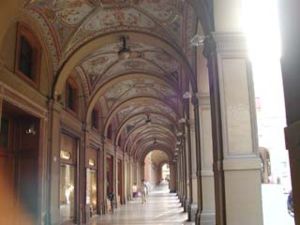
60,164,75,222
86,169,97,215
19,36,33,79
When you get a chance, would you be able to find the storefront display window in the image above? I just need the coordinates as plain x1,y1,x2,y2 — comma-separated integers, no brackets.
86,169,97,215
60,164,75,222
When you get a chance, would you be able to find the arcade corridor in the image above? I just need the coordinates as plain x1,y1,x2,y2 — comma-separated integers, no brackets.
92,183,193,225
0,1,300,225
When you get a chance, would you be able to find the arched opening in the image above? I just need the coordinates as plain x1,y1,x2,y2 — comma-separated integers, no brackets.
144,150,169,187
161,163,170,183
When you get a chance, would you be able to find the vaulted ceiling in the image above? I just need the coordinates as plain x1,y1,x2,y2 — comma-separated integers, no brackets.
25,0,201,161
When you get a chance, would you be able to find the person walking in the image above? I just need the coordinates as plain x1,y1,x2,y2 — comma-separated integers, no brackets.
140,179,148,204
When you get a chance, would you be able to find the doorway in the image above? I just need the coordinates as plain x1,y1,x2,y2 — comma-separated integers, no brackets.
0,101,40,225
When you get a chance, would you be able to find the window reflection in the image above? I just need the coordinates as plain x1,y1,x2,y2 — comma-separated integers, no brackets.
60,164,75,222
86,169,97,215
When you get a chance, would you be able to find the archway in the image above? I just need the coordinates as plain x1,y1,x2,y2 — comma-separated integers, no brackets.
143,150,169,186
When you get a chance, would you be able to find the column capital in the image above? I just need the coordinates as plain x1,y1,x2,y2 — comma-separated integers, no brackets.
203,34,217,59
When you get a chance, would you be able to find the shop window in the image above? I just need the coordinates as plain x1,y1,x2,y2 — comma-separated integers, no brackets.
65,79,78,113
86,169,97,215
60,164,75,222
15,23,41,87
0,117,9,150
92,109,98,129
60,133,77,223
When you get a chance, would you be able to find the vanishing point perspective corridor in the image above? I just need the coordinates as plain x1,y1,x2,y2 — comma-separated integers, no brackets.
92,183,193,225
0,1,299,225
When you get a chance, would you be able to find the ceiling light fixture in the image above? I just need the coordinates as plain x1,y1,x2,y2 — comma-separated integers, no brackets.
145,114,152,126
176,131,183,136
118,36,131,60
178,118,186,124
183,91,192,99
190,34,206,47
25,123,36,135
153,138,157,145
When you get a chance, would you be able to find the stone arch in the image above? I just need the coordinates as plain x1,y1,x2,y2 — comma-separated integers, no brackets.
52,31,197,99
114,111,178,146
103,96,178,136
85,72,179,127
139,147,173,163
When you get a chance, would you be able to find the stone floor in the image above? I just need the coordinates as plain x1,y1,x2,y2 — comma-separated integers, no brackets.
91,184,194,225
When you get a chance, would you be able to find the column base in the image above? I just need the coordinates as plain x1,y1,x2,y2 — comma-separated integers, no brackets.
197,210,215,225
183,198,189,212
188,203,198,221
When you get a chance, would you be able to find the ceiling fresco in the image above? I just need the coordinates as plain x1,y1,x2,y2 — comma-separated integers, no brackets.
24,0,199,159
77,42,180,90
116,112,175,142
26,0,197,68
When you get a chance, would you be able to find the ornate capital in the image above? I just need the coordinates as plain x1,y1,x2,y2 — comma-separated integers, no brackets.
203,34,217,59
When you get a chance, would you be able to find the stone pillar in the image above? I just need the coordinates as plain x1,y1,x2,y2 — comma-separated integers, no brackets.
141,162,145,181
169,162,176,192
180,151,185,202
113,147,118,208
177,152,183,200
134,161,138,186
176,158,180,198
204,32,263,225
193,97,203,225
127,158,133,200
199,96,215,225
183,136,189,212
122,154,127,204
98,139,106,214
188,99,198,221
48,100,62,225
78,125,87,224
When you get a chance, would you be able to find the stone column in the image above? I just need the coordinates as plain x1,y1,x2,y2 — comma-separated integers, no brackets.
183,136,189,212
199,96,215,225
48,100,62,225
113,147,118,208
78,124,87,224
193,97,203,225
179,150,185,206
176,158,180,198
122,154,127,204
134,161,138,186
98,138,106,214
128,158,133,200
177,152,183,200
204,32,263,225
188,99,198,221
169,162,176,192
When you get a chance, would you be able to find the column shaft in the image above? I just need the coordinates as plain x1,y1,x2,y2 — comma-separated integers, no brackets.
205,33,263,225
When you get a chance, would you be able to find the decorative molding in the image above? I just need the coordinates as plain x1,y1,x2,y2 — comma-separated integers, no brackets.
0,81,48,119
223,157,261,171
212,32,247,54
